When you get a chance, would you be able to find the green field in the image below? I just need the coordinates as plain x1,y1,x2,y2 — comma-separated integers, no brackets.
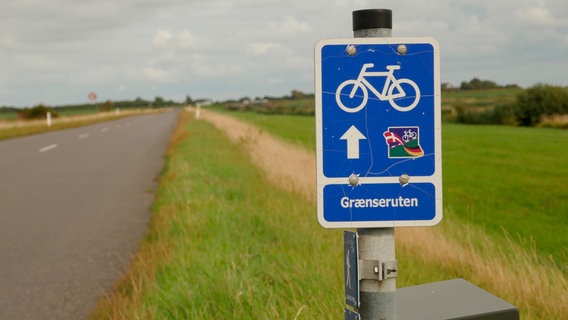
93,111,566,319
3,93,564,318
93,113,345,319
441,87,522,117
227,112,567,266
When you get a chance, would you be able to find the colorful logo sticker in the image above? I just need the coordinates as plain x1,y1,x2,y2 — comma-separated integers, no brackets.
383,126,424,158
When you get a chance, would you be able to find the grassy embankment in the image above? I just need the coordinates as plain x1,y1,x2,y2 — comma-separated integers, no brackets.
93,110,566,319
230,112,567,265
92,111,344,319
0,109,172,141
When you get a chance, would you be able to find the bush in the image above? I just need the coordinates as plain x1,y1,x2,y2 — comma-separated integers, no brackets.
460,78,499,90
454,103,516,125
99,100,114,112
21,104,58,120
515,84,568,126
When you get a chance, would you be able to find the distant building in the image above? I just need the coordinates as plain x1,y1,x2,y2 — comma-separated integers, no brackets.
194,99,213,107
441,82,455,91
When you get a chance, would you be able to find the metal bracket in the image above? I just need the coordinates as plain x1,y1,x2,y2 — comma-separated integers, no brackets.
359,259,398,281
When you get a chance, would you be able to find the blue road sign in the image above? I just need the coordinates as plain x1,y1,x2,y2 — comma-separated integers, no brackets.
315,37,442,228
344,230,359,308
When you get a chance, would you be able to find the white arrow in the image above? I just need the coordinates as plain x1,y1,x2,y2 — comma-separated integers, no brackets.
340,125,366,159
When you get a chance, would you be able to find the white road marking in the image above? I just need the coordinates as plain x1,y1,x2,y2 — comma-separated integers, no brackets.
39,144,58,153
101,127,109,132
78,133,90,139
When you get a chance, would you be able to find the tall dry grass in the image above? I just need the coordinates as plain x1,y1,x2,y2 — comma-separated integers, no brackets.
540,113,568,129
201,109,316,203
201,109,567,320
397,220,566,319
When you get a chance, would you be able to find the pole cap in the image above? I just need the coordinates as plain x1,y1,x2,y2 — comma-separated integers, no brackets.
352,9,392,31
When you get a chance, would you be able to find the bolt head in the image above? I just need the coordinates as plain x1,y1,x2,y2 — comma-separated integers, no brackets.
397,44,408,55
346,45,357,56
348,173,360,187
399,174,410,186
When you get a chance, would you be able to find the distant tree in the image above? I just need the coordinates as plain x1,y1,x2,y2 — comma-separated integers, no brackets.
291,89,305,99
99,100,114,112
504,84,521,89
515,84,568,126
441,82,455,91
470,78,483,89
153,96,165,107
481,80,497,89
460,78,499,90
185,95,194,105
239,96,251,103
460,81,471,91
21,104,58,120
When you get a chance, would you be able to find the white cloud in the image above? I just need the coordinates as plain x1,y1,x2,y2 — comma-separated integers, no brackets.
143,67,169,82
152,30,174,48
514,5,561,27
247,42,279,55
178,30,192,48
269,16,310,38
1,0,567,106
1,34,17,48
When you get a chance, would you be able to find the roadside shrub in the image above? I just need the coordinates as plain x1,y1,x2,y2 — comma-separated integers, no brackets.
242,99,315,115
454,103,516,125
21,104,58,120
515,84,568,126
99,100,114,112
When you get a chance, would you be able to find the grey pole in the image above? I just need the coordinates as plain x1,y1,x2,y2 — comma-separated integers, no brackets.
353,9,397,320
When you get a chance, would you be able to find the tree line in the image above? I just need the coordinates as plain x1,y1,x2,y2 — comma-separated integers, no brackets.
452,82,568,128
457,78,520,91
4,82,567,128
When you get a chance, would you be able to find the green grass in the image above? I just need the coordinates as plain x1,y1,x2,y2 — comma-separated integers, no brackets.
225,112,567,266
442,124,567,265
442,88,522,100
93,113,345,319
93,111,565,320
442,88,522,109
441,88,522,116
0,112,18,120
218,111,314,147
150,120,341,319
216,111,316,150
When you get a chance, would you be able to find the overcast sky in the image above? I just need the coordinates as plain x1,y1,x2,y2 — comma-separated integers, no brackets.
1,0,567,107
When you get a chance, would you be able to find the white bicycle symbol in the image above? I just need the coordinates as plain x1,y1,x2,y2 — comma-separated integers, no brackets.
402,129,417,142
335,63,420,113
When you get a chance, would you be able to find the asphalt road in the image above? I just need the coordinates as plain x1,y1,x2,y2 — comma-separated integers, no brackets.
0,111,178,319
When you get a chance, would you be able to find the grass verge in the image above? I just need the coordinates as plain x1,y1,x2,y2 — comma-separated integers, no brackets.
224,112,567,266
200,110,567,319
0,109,171,141
92,111,344,319
93,110,566,319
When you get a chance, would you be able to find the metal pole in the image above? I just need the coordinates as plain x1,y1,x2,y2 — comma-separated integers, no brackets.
353,9,396,320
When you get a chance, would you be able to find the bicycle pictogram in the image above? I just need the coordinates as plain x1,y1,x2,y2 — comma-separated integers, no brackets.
402,129,417,142
335,63,420,113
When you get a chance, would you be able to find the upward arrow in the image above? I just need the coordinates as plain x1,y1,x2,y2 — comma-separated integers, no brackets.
340,125,366,159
